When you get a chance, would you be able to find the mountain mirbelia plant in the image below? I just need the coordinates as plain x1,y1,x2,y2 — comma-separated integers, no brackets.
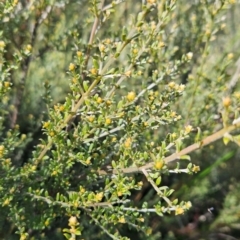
0,0,240,239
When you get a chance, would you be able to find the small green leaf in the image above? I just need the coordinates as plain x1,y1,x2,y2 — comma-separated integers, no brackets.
172,199,178,205
142,202,148,208
121,26,128,41
223,136,230,145
175,139,182,152
195,127,202,143
112,160,116,168
117,100,124,108
93,59,99,69
75,229,81,235
106,68,115,75
166,189,175,197
83,81,89,91
180,155,191,160
156,176,161,186
187,163,193,169
56,193,60,201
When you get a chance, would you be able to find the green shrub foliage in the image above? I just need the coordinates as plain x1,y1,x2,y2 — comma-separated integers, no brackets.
0,0,240,239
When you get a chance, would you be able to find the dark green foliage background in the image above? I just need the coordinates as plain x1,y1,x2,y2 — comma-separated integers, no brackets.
0,0,240,239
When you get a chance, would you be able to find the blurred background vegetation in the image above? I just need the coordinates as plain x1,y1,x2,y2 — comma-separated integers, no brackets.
1,0,240,239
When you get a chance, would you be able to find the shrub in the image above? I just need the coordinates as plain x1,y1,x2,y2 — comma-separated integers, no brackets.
0,0,239,239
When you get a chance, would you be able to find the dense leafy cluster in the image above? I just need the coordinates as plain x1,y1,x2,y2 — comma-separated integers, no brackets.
0,0,240,239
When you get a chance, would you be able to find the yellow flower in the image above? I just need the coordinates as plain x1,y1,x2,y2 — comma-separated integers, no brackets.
31,166,36,172
87,115,95,122
185,201,192,209
68,216,78,226
79,186,85,193
175,207,184,215
20,233,28,240
205,29,211,37
118,216,126,223
150,21,156,30
227,53,234,60
125,70,132,77
168,81,176,89
95,192,103,202
124,138,132,148
77,51,82,57
96,97,103,104
138,181,143,187
3,198,10,206
185,125,193,134
69,63,75,71
147,0,156,4
118,112,124,117
143,122,148,127
132,48,138,54
51,170,57,176
13,0,18,6
105,38,111,44
99,44,105,52
26,44,32,52
86,157,91,165
186,52,193,60
0,41,6,49
4,158,11,166
43,121,50,128
154,160,164,170
72,77,78,84
105,118,112,125
127,91,136,102
45,220,50,226
223,97,231,108
159,41,165,48
188,74,194,81
178,84,185,91
106,100,112,106
171,133,177,139
90,68,98,75
49,131,55,137
59,105,65,111
192,164,200,173
146,228,152,235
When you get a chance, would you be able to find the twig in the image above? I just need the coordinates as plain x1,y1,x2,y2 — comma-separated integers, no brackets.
142,168,172,206
35,78,102,165
227,57,240,94
87,212,121,240
98,121,240,175
27,193,130,208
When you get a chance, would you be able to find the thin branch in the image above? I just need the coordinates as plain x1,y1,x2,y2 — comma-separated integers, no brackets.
87,212,121,240
102,0,125,12
98,122,240,175
27,193,130,208
35,77,102,165
82,0,105,80
122,207,156,213
142,168,172,206
105,8,153,98
227,57,240,94
84,124,125,143
121,206,177,213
